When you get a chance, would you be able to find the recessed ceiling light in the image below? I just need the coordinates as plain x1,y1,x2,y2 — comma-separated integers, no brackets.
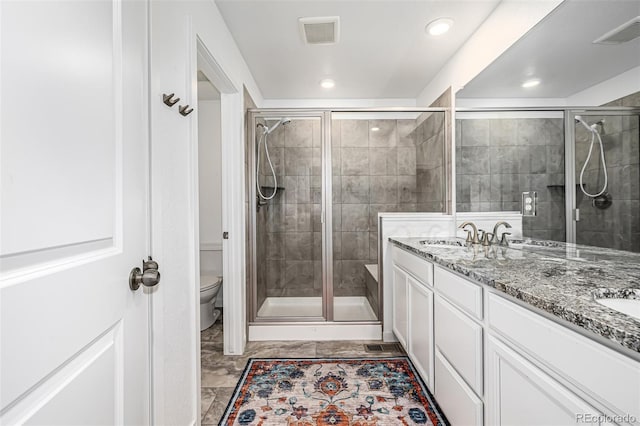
320,79,335,89
426,18,454,36
522,79,541,88
371,127,380,132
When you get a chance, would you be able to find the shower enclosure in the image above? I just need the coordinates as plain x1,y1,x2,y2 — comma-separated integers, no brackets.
248,109,448,323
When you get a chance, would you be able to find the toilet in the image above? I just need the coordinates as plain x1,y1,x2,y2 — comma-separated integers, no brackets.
200,274,222,331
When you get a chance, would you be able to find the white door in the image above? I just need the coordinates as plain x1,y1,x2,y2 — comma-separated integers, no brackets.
1,1,150,424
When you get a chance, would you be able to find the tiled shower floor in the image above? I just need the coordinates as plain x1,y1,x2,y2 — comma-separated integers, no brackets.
200,319,404,424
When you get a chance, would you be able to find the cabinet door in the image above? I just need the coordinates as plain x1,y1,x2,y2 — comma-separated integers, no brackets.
408,277,434,391
486,335,602,426
392,265,408,348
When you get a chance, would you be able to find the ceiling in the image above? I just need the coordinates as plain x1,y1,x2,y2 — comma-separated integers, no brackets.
215,0,501,99
457,0,640,99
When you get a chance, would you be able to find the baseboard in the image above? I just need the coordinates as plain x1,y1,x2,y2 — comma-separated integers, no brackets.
248,323,382,341
383,331,398,343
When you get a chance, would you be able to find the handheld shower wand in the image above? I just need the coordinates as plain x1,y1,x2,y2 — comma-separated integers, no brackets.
575,115,608,198
256,118,291,201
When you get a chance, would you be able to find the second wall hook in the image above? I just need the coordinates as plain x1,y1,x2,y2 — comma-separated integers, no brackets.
163,93,180,107
179,105,194,116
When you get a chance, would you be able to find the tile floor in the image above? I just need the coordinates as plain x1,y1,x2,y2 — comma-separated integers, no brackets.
200,319,404,425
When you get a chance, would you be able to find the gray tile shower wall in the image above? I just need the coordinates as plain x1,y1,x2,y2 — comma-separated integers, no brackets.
455,117,566,241
331,116,446,298
416,112,445,212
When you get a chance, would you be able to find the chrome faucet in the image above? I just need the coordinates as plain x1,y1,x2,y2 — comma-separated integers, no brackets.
459,222,480,244
479,230,493,246
492,221,512,245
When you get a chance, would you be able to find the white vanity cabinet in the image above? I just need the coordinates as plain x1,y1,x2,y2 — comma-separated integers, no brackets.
390,243,640,426
391,246,435,391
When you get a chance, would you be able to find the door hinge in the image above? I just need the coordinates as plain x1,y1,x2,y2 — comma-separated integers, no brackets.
223,231,229,239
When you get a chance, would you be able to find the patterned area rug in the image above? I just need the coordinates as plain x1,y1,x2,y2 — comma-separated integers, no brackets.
220,357,448,425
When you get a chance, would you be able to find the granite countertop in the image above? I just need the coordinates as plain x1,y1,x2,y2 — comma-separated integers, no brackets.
390,237,640,355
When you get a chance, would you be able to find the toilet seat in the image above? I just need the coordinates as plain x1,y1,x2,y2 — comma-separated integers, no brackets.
201,275,222,291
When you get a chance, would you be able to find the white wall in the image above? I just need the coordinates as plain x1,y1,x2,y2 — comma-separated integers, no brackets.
149,0,263,423
198,100,223,306
417,0,563,106
566,66,640,106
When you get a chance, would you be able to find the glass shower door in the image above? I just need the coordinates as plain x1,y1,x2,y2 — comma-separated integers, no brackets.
252,114,326,319
572,111,640,252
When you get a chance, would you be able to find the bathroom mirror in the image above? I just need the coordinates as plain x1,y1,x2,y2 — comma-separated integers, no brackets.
453,0,640,247
455,1,640,105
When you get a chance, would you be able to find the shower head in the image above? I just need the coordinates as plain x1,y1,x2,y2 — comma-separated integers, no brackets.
260,117,291,134
575,115,604,134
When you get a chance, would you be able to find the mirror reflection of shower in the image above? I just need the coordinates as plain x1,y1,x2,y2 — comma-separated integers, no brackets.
256,118,291,203
575,115,609,205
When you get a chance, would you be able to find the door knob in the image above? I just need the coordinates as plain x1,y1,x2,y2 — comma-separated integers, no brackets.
129,256,161,291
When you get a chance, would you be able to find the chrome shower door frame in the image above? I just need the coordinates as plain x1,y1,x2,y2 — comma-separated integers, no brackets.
248,110,330,323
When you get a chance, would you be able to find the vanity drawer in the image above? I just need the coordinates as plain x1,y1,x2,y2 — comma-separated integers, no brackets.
435,350,483,426
392,246,433,286
434,266,483,319
435,295,483,395
488,292,640,421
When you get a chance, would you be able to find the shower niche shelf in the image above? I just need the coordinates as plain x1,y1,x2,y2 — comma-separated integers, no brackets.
260,186,285,192
546,184,584,190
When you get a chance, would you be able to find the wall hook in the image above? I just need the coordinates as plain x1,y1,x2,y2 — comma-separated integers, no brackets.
162,93,180,107
179,105,194,116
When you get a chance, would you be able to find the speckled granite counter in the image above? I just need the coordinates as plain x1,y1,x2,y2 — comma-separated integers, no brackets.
390,237,640,354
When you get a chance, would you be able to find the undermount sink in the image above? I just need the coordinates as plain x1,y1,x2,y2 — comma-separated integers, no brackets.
595,298,640,321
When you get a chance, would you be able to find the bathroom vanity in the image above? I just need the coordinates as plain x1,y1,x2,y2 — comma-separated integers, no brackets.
390,237,640,426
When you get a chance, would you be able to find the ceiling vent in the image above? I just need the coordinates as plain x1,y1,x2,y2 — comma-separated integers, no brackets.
593,16,640,44
299,16,340,45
